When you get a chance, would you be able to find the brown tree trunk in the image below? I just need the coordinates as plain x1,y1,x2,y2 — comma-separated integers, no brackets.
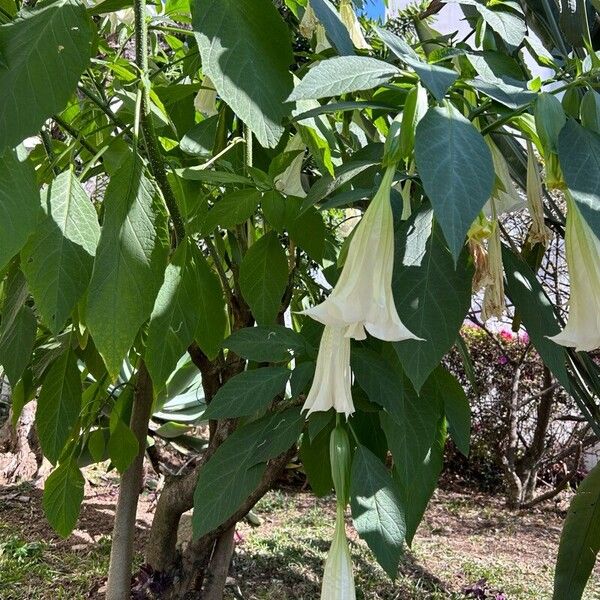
106,363,154,600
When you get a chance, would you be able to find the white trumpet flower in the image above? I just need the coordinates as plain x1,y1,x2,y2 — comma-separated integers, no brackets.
194,75,218,117
321,508,356,600
302,325,354,418
549,196,600,351
302,167,419,342
339,0,371,50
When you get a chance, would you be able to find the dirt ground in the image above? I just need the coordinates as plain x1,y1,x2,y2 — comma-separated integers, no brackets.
1,466,597,600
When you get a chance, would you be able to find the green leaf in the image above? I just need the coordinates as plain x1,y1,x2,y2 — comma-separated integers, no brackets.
394,416,445,544
87,429,106,463
193,407,303,538
558,120,600,240
0,150,41,271
223,325,310,363
392,208,473,391
468,78,535,109
299,429,333,497
554,461,600,599
350,444,406,578
239,232,288,325
180,116,218,156
192,0,293,148
288,57,400,101
22,171,100,333
146,241,204,390
202,189,261,233
86,155,169,378
0,0,92,151
36,349,82,464
194,249,227,359
502,247,571,389
580,90,600,134
202,366,291,419
422,366,470,456
108,419,139,473
536,93,566,155
0,305,36,387
43,459,85,537
415,104,494,260
310,0,354,56
375,27,458,101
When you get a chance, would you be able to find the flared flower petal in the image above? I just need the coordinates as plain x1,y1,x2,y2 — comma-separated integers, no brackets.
339,0,371,50
549,196,600,351
302,325,354,418
302,167,419,342
321,509,356,600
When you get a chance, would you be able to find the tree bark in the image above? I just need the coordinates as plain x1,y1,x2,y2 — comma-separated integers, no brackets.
106,363,154,600
202,527,236,600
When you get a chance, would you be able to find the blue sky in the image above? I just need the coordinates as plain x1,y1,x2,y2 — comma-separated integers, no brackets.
362,0,385,19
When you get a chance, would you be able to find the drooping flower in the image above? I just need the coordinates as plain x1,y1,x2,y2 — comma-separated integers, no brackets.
549,195,600,351
321,507,356,600
481,215,506,322
339,0,370,50
526,140,552,247
274,133,306,197
302,325,354,418
302,166,419,342
467,214,493,292
300,3,332,53
484,138,523,217
194,75,218,117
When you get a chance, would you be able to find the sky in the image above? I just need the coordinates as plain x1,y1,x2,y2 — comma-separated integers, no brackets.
362,0,385,19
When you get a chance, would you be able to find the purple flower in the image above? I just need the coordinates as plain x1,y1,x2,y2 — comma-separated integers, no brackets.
498,355,508,365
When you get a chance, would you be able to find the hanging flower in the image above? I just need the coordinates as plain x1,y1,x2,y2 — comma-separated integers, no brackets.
274,133,306,197
302,166,419,342
300,2,332,53
526,140,552,247
194,75,218,117
320,508,356,600
549,195,600,351
484,138,523,217
467,214,493,292
339,0,371,50
481,215,506,322
302,325,354,418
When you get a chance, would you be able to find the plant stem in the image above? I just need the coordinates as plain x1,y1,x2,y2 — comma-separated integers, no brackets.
133,0,185,244
105,364,154,600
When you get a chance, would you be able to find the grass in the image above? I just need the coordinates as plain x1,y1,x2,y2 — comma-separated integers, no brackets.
0,483,599,599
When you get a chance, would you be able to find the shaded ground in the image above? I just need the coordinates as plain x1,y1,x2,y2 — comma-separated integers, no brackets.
0,473,598,599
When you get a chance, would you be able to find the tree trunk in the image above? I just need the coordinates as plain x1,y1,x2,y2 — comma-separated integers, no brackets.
0,401,45,484
106,363,154,600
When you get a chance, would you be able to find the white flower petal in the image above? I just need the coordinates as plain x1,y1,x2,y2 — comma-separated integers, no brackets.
550,196,600,351
321,510,356,600
302,326,354,418
302,167,420,342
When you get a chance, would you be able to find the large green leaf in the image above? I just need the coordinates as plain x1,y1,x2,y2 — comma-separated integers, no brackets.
193,407,303,538
194,249,227,359
223,325,310,363
310,0,354,56
288,57,400,101
43,459,85,537
558,120,600,239
415,104,494,260
0,150,41,271
86,155,169,378
0,0,92,151
299,428,334,497
202,366,291,419
375,27,458,101
392,209,473,391
192,0,293,148
554,461,600,599
202,189,261,233
146,241,204,390
22,171,100,333
36,349,82,464
350,444,406,578
394,416,446,544
353,347,442,485
107,420,139,473
423,365,470,456
0,304,36,386
239,231,288,325
502,247,571,389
